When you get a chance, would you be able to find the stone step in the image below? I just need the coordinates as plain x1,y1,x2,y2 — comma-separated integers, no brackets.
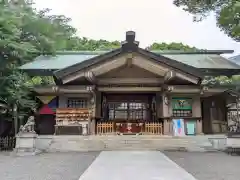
48,143,210,152
51,135,211,140
45,135,221,152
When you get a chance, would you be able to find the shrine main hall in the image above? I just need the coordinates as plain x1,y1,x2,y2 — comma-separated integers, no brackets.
20,31,240,136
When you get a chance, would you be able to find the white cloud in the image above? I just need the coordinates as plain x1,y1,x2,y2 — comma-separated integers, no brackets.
33,0,240,56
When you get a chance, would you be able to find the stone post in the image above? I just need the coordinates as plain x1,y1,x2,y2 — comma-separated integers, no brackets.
82,122,88,135
15,132,39,156
14,116,40,156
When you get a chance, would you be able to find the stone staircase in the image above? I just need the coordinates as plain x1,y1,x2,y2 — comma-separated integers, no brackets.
44,135,225,152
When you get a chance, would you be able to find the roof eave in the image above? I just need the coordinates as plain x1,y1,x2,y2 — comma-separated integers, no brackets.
54,48,122,79
138,48,203,80
200,68,240,76
151,50,234,55
20,69,56,76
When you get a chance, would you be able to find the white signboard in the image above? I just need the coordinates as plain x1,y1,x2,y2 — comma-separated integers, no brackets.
173,119,185,136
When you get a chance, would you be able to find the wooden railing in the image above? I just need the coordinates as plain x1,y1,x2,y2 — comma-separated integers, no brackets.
96,121,163,135
96,122,114,135
144,122,163,135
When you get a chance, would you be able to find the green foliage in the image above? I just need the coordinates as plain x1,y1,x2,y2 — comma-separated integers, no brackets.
0,0,76,121
66,37,121,51
202,75,240,88
0,0,121,122
217,1,240,41
147,42,198,51
173,0,240,41
1,71,36,117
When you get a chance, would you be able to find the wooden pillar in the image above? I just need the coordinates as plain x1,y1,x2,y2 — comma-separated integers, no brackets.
90,119,96,135
163,119,172,135
196,119,203,134
89,91,99,135
95,91,102,118
155,92,162,119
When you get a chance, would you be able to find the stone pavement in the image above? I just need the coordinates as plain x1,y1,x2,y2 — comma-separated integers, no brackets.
1,151,240,180
0,152,99,180
79,151,197,180
165,151,240,180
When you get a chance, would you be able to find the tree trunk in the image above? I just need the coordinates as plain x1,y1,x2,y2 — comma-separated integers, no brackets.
13,103,18,135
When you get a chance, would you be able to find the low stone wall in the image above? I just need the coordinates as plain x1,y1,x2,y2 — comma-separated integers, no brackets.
208,138,226,151
35,135,53,152
14,134,228,155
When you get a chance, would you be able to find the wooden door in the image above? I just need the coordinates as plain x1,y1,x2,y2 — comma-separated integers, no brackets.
104,94,151,134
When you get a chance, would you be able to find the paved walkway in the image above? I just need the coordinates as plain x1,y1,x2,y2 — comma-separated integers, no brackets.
79,151,197,180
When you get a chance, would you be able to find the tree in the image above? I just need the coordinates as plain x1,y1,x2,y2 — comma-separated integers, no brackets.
66,37,121,51
0,0,77,131
0,0,122,132
173,0,240,41
147,42,198,51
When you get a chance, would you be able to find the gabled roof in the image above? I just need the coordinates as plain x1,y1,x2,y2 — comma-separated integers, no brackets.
54,48,122,78
137,48,203,78
53,31,203,80
20,51,237,71
19,31,239,77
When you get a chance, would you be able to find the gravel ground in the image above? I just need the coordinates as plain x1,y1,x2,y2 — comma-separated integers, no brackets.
164,151,240,180
0,152,99,180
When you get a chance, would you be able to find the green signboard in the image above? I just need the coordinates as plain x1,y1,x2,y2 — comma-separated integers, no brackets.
172,97,192,110
186,121,196,135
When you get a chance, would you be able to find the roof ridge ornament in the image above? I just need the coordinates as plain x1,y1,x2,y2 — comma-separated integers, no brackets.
121,31,139,52
126,31,136,43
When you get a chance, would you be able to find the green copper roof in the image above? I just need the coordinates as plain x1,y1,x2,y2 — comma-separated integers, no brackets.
20,51,108,70
151,50,233,54
19,50,240,71
161,54,240,69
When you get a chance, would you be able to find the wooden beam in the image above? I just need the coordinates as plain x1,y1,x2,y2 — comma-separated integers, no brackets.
97,78,164,85
132,56,167,76
62,56,127,84
91,56,126,76
34,85,95,94
84,71,96,83
164,85,229,94
62,72,85,84
98,86,162,92
164,70,176,82
164,85,200,93
164,70,199,84
175,72,199,84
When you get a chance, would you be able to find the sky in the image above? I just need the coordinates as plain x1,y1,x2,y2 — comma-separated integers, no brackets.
33,0,240,57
